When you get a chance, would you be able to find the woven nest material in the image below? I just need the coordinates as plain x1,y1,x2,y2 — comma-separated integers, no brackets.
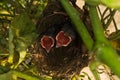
32,0,92,78
33,41,89,78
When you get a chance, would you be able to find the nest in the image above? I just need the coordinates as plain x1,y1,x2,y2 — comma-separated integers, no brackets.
33,41,89,78
32,0,92,79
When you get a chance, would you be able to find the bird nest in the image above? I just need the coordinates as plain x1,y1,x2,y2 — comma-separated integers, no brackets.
33,41,89,78
32,0,91,79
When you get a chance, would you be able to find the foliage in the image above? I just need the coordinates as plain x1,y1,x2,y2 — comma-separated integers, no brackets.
0,0,48,79
85,0,120,9
0,0,120,80
60,0,120,79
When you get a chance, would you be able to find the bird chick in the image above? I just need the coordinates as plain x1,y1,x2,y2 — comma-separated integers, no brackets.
40,26,59,53
56,23,75,48
41,35,54,53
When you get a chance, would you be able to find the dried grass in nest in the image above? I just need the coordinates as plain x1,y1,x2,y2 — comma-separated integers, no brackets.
33,40,90,78
32,0,92,78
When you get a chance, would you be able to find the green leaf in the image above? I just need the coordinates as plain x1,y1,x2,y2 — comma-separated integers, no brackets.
11,12,37,38
10,12,37,68
0,71,15,80
85,0,120,9
101,0,120,9
13,38,27,68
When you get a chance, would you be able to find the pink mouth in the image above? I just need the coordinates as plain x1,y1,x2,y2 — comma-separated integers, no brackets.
40,35,54,53
56,31,72,48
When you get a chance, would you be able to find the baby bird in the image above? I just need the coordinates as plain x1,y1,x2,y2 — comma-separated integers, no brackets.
40,26,60,53
56,22,76,48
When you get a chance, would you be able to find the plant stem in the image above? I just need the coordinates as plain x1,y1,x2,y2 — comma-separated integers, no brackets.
112,18,118,31
89,61,101,80
8,28,14,64
89,6,106,42
89,6,120,77
102,8,109,19
60,0,93,50
104,10,116,29
12,70,44,80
